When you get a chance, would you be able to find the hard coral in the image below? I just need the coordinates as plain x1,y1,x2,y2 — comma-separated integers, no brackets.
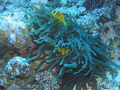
4,56,30,78
23,3,120,90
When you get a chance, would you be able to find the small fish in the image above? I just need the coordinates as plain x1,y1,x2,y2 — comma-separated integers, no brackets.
58,43,70,55
51,11,66,25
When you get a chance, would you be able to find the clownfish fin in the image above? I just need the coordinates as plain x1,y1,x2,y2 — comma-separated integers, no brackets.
64,21,66,25
58,47,61,52
66,49,70,54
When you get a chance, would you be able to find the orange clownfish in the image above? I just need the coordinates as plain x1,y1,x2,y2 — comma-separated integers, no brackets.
58,43,70,55
51,11,66,25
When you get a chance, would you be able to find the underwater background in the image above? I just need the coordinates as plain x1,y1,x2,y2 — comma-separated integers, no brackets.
0,0,120,90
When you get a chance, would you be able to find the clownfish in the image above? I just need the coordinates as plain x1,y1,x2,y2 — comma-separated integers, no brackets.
51,11,66,25
58,43,70,55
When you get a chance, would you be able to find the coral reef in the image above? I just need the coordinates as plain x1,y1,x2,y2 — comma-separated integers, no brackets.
0,4,33,59
0,5,27,45
0,0,120,90
3,0,29,7
97,70,120,90
100,21,116,45
0,4,6,13
23,3,120,90
0,68,60,90
31,0,48,5
60,0,67,6
116,0,120,6
4,56,31,78
55,6,86,17
98,5,120,64
83,0,116,10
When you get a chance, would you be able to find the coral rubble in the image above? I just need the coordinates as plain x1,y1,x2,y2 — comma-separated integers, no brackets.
23,3,120,90
32,71,60,90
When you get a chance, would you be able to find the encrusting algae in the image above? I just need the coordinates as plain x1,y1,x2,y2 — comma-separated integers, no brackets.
23,3,120,90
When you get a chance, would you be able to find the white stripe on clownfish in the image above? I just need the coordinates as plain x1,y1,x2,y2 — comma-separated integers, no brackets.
53,11,58,16
58,15,63,19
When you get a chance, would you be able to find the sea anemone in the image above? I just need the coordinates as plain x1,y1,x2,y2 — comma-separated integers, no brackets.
23,3,120,90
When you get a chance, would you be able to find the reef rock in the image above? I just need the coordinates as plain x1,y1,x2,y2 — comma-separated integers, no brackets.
4,56,31,78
